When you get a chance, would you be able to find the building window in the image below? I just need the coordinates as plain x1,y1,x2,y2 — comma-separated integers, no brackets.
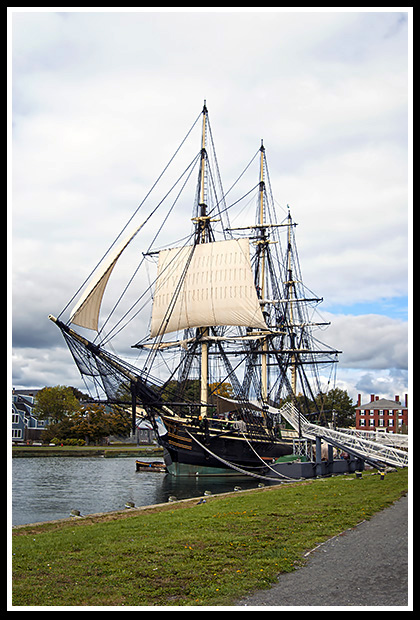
12,413,19,424
12,429,22,439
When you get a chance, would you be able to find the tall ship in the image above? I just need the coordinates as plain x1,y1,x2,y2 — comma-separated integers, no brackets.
49,103,341,477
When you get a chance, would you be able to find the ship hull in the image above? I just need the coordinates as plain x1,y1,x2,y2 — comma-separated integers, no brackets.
157,416,293,477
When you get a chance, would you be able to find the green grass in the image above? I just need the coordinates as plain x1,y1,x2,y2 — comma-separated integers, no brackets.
12,468,408,607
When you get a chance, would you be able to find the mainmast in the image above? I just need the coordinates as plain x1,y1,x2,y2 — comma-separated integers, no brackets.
198,102,209,416
258,141,269,402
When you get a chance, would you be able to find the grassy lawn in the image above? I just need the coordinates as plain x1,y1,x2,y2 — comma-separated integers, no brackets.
11,468,408,607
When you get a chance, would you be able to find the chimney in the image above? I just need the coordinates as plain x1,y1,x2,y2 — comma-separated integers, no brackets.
405,394,408,408
371,394,375,402
395,395,400,403
375,396,379,401
357,394,361,406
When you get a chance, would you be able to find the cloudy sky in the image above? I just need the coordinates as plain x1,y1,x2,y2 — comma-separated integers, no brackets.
10,8,411,404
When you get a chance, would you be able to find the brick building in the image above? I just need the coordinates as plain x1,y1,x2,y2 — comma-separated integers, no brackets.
355,394,408,433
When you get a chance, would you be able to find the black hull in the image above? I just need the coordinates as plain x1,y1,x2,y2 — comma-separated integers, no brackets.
157,417,293,477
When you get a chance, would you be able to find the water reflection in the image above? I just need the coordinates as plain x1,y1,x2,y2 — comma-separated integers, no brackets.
12,457,269,526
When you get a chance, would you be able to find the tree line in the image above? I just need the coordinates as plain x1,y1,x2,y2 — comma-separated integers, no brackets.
33,386,132,445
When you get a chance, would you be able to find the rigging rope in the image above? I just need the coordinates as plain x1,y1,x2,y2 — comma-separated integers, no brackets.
240,431,302,480
96,152,201,346
185,429,299,482
206,149,260,220
58,110,203,322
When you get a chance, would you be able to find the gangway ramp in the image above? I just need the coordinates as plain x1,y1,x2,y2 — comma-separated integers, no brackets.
336,428,408,450
273,402,408,469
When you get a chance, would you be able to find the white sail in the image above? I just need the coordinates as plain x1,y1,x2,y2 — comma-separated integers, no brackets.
150,238,267,337
70,222,144,331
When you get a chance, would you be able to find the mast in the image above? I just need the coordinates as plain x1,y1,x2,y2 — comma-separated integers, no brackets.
258,141,269,402
199,102,209,416
286,207,297,395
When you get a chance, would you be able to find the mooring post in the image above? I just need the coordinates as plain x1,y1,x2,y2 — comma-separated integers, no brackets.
328,443,334,462
315,436,322,462
315,436,323,476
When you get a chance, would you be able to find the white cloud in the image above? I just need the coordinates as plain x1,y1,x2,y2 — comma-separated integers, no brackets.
10,9,411,398
323,368,408,404
275,142,408,306
11,346,85,389
320,312,408,370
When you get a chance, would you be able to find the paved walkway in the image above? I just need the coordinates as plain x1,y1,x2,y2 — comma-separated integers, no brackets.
236,494,410,608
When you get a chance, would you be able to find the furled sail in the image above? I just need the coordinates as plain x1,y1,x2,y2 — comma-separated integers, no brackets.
69,222,144,331
150,238,267,337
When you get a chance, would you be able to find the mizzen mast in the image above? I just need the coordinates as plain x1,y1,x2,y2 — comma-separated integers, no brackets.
286,207,297,396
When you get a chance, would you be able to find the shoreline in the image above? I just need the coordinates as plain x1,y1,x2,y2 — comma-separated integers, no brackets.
11,444,164,458
11,486,261,532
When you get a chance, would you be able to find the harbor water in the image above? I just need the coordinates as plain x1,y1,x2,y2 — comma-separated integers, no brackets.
12,456,268,526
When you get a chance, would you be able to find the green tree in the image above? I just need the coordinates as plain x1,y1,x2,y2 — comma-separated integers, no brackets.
34,385,80,424
69,404,131,445
315,388,355,428
104,405,132,437
41,418,75,444
161,379,201,402
69,404,110,445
